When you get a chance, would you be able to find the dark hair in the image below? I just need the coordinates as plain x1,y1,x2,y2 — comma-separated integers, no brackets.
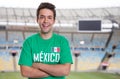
36,2,56,20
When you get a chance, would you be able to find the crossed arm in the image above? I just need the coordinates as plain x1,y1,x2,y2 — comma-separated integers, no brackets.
20,63,71,78
20,65,49,78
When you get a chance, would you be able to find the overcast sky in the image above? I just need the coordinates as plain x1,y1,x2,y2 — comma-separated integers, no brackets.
0,0,120,9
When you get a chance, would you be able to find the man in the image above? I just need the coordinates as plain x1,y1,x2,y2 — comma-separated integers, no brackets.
18,2,73,79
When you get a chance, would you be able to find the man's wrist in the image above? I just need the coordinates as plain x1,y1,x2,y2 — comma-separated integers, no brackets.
32,63,41,69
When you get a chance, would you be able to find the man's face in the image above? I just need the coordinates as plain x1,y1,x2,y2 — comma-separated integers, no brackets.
37,8,55,34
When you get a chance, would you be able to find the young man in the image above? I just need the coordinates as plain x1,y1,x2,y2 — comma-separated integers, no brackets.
18,2,73,79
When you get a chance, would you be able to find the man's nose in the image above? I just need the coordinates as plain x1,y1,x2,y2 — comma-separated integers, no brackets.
44,17,48,22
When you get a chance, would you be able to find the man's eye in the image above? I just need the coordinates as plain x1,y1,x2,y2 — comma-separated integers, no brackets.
48,17,52,19
39,16,44,19
48,17,53,19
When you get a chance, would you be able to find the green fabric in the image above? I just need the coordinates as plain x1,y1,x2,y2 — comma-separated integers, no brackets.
18,33,73,79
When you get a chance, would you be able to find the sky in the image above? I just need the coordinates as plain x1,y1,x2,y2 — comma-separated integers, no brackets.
0,0,120,9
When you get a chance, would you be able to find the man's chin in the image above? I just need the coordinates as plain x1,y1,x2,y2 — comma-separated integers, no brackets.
41,31,50,34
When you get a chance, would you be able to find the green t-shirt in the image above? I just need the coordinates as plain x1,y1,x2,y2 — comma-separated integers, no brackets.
18,33,73,79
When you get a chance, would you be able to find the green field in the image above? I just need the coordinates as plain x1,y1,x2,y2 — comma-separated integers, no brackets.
0,71,119,79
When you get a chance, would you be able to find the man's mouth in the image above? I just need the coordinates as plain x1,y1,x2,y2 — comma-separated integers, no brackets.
43,23,50,26
42,24,49,28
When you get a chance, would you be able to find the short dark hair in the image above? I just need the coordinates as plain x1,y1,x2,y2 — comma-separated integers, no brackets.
36,2,56,20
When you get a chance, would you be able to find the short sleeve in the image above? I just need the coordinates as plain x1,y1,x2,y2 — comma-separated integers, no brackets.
59,37,73,64
18,39,33,66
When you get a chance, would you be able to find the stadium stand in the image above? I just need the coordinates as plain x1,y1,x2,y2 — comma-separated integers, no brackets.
0,7,120,73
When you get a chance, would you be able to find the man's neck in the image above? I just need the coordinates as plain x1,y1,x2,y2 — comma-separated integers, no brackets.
40,32,53,39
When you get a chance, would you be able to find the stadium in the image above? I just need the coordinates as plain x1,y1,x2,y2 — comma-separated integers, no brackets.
0,1,120,79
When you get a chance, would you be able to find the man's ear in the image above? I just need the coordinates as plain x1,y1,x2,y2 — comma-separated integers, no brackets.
36,18,38,23
53,19,56,24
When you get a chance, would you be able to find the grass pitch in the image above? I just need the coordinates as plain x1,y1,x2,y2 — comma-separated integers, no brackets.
67,71,120,79
0,71,119,79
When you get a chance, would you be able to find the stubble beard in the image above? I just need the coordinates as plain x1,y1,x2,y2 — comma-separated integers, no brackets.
41,27,53,34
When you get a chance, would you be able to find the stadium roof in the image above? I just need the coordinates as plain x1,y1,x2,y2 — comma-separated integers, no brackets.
0,0,120,9
0,7,120,28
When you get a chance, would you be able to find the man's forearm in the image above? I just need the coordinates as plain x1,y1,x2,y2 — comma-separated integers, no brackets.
20,66,49,78
32,63,71,76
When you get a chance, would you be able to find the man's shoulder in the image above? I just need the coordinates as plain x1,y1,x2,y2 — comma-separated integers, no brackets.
25,33,39,41
54,33,64,38
53,33,67,40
